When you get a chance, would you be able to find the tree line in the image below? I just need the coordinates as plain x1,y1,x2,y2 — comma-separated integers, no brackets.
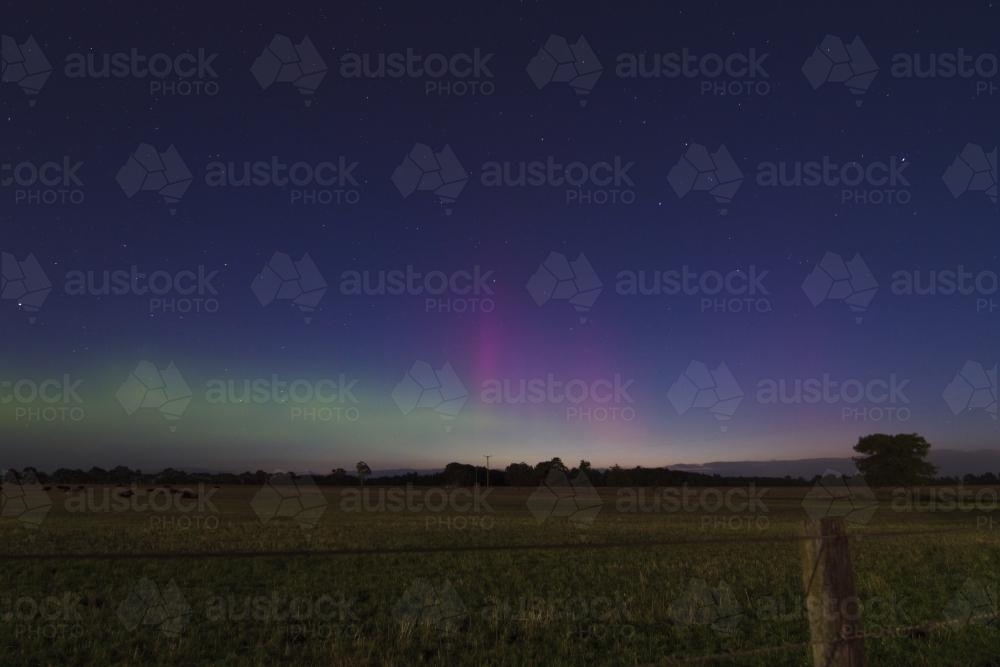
9,459,804,487
10,434,996,488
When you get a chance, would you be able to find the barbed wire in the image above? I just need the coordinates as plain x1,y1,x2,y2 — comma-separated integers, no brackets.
660,611,998,665
0,525,989,562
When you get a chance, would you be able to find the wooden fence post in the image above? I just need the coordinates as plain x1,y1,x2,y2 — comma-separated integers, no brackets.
801,518,866,666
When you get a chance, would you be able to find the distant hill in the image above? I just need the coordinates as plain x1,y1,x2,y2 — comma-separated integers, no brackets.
672,449,1000,479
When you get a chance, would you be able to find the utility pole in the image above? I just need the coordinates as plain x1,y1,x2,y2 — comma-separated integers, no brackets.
483,454,492,488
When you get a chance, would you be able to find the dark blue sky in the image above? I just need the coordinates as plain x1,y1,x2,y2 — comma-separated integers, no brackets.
1,0,996,472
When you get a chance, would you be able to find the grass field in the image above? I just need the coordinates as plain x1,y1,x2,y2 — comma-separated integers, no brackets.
3,484,1000,665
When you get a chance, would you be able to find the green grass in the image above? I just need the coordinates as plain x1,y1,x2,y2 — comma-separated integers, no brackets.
2,486,999,665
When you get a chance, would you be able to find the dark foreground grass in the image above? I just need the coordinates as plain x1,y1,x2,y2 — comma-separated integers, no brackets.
2,486,999,665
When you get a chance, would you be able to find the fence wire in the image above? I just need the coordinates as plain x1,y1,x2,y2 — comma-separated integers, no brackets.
0,525,985,561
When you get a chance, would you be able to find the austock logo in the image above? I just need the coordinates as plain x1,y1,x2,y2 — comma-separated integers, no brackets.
480,590,633,636
392,361,469,432
887,484,1000,521
801,470,878,525
615,485,770,531
120,579,359,638
64,485,219,531
2,156,85,205
801,252,878,324
667,361,744,433
65,47,220,97
1,252,52,324
756,156,911,206
251,472,328,530
339,485,494,517
615,266,773,315
63,264,221,317
525,468,603,526
526,252,602,323
393,579,468,638
890,265,997,315
392,143,468,214
480,155,635,205
943,361,997,421
891,50,998,97
116,143,193,214
616,47,771,97
1,470,52,528
943,144,997,204
251,252,328,324
526,35,602,106
252,35,327,105
943,578,999,629
754,591,911,632
117,578,191,637
205,155,362,206
116,361,193,432
667,142,743,214
339,48,495,97
339,265,495,315
6,255,220,319
1,374,85,424
668,578,744,636
0,589,85,638
756,375,911,423
206,374,360,423
802,35,878,106
203,589,359,631
1,35,52,105
481,375,635,422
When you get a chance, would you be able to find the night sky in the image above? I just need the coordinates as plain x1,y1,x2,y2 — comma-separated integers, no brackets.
2,1,996,473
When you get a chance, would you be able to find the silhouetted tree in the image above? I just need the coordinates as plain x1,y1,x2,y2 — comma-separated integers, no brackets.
532,458,568,482
356,461,371,487
442,462,476,486
853,433,937,486
505,462,534,486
